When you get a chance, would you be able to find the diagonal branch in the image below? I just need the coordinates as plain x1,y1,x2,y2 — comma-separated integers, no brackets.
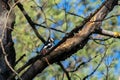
16,1,46,44
17,0,118,80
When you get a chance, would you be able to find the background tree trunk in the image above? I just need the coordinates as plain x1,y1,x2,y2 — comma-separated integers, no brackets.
0,0,15,80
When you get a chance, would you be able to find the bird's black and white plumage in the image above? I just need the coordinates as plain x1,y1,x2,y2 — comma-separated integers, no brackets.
41,38,54,55
44,38,54,50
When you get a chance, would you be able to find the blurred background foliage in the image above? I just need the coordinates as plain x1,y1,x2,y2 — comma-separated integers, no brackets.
12,0,120,80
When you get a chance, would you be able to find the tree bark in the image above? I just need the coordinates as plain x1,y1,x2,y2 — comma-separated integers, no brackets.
0,0,15,80
21,0,118,80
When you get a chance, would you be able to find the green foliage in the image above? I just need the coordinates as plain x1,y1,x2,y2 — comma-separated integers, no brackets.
12,0,120,80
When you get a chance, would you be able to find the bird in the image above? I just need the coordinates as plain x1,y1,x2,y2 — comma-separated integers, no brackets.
41,38,54,55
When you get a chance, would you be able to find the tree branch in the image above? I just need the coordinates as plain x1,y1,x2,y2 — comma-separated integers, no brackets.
16,1,46,44
19,0,118,80
95,28,120,38
69,55,98,72
57,62,71,80
83,46,107,80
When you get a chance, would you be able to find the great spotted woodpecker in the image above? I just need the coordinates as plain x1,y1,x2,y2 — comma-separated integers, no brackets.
41,38,54,55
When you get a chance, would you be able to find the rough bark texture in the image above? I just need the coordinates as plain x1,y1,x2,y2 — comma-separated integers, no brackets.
21,0,118,80
0,0,15,80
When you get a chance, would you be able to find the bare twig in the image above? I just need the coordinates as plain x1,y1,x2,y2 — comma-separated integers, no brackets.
92,38,114,46
69,55,98,72
57,62,71,80
82,47,108,80
64,0,68,31
104,14,120,20
67,12,85,19
90,36,113,45
33,22,68,34
105,63,109,80
54,0,59,9
90,36,111,41
15,54,26,66
16,1,46,44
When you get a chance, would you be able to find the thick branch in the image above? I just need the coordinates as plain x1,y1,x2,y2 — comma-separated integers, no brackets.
21,0,118,80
